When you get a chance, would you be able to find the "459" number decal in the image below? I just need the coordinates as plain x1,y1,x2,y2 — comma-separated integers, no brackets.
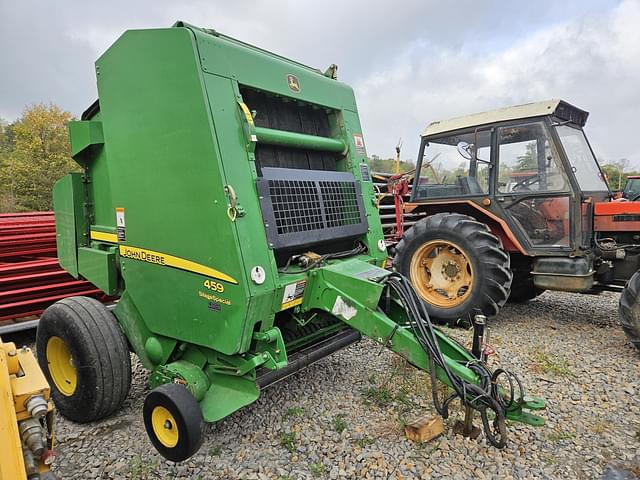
203,279,225,293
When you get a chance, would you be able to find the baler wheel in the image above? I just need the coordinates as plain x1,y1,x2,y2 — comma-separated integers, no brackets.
36,296,131,422
619,271,640,351
143,383,204,462
394,212,512,322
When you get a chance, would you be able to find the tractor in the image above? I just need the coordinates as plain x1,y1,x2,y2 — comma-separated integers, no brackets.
393,99,640,350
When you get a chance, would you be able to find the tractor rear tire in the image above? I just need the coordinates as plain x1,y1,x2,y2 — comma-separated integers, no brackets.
394,213,512,322
619,271,640,351
36,296,132,422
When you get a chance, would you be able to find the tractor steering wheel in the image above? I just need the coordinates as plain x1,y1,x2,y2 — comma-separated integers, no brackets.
632,193,640,202
513,174,540,192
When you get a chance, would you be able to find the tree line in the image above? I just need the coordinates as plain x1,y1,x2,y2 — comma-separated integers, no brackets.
0,104,78,212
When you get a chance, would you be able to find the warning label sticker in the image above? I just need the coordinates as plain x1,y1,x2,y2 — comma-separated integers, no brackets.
353,134,366,155
360,163,371,182
281,280,306,310
116,208,126,241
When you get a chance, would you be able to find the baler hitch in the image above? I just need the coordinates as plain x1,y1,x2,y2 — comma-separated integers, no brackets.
380,274,539,448
302,260,546,448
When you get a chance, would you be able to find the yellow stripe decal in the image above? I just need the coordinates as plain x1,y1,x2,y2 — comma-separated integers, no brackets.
239,102,255,125
90,231,118,243
118,245,238,284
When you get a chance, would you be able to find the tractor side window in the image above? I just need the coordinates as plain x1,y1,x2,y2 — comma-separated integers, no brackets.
414,130,491,200
497,123,568,193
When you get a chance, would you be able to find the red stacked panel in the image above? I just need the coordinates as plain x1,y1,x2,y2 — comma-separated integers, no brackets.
0,212,103,324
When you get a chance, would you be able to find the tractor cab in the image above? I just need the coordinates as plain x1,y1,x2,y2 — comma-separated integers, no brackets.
410,99,609,256
621,176,640,200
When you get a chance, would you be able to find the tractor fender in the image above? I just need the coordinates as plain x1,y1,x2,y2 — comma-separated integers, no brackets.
404,200,527,255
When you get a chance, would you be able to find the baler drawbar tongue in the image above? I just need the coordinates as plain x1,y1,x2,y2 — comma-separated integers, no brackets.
301,258,545,448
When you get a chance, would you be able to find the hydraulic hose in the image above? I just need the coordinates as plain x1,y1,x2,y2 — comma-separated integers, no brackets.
379,273,521,448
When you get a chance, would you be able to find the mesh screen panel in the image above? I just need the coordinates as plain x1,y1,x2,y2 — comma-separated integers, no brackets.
270,180,323,234
257,168,368,249
319,181,361,228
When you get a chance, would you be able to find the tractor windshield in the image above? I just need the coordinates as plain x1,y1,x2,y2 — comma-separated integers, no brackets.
555,125,608,192
623,178,640,200
413,129,492,200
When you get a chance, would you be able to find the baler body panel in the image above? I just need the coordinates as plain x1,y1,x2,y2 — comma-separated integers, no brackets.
89,28,254,356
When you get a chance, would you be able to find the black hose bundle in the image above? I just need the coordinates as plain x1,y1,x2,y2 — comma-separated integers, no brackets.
380,272,524,448
278,242,368,274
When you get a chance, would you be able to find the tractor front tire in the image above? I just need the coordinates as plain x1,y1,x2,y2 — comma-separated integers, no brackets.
394,213,512,322
36,296,132,422
619,271,640,351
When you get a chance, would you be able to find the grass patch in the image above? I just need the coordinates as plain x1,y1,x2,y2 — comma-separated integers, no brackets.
309,463,326,477
280,432,297,453
542,453,557,465
362,386,394,406
410,442,441,461
129,455,158,480
284,406,305,418
355,436,376,448
547,430,577,443
210,445,223,456
532,349,574,377
333,414,347,433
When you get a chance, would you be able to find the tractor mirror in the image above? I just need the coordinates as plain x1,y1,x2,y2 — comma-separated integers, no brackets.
457,141,474,160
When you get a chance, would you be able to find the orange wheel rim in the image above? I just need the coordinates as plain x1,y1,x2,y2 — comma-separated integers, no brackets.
409,239,473,308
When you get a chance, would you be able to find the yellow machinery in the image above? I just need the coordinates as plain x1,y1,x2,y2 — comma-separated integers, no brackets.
0,337,56,480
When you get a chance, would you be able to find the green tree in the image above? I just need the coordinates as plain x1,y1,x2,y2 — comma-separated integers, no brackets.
601,163,640,192
368,156,414,174
0,104,78,212
0,118,16,211
515,141,537,172
601,164,620,190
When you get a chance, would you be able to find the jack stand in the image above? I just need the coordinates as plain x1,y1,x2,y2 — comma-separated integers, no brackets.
453,405,482,440
453,314,486,440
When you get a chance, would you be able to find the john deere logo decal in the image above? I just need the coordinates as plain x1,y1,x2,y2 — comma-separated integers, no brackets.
287,74,301,93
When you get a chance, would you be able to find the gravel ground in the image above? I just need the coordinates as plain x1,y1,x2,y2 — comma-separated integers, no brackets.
32,291,640,479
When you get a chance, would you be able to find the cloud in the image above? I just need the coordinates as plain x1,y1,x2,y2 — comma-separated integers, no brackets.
355,0,640,165
0,0,636,166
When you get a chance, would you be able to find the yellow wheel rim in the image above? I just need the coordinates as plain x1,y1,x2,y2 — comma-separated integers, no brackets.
409,239,474,308
46,336,77,396
151,406,179,448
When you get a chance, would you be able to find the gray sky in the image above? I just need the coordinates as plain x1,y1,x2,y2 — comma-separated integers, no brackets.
1,0,638,165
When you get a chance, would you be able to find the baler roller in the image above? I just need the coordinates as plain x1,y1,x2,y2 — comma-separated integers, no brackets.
255,126,346,153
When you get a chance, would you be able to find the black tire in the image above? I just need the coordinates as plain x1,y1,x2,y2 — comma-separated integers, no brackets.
36,296,131,422
143,383,204,462
394,212,512,322
507,274,545,303
619,271,640,351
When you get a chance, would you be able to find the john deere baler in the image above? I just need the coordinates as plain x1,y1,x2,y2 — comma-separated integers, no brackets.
39,22,544,461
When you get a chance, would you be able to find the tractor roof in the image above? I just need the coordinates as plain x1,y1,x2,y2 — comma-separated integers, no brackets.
422,99,589,137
